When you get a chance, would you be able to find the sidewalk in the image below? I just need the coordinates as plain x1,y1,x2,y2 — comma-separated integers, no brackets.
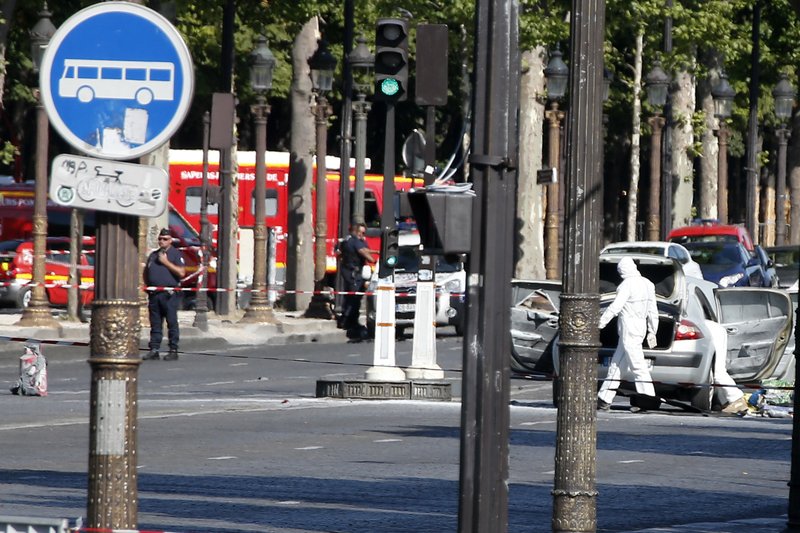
0,306,346,357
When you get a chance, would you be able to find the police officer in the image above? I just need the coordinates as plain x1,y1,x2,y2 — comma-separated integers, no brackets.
143,228,186,360
337,222,375,340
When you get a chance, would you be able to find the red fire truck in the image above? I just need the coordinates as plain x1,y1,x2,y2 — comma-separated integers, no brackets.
167,149,423,284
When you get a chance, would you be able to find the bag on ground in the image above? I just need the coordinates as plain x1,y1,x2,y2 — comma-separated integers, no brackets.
10,343,48,396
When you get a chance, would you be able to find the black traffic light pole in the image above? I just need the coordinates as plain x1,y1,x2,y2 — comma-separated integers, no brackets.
457,0,519,530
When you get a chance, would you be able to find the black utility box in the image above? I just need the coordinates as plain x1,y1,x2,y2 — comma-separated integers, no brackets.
407,190,473,254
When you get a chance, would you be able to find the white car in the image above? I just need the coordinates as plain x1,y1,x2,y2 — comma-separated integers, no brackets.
551,253,794,410
601,241,704,279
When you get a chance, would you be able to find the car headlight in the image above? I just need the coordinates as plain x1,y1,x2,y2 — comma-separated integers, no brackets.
719,272,744,287
444,279,462,293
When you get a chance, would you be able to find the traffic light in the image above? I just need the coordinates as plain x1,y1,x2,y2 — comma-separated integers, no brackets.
378,226,400,278
374,18,408,102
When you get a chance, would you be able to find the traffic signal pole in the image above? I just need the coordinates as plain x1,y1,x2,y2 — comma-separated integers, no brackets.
367,102,404,381
457,0,519,530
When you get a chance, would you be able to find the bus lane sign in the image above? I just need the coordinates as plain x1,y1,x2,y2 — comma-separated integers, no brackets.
39,2,194,160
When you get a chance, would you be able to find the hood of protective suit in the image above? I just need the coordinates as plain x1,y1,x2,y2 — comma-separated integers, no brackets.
617,256,640,279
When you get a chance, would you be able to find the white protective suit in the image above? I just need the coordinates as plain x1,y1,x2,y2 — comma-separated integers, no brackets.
597,257,659,404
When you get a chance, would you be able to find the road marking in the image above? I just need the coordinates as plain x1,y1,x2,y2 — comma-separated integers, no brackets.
374,438,402,443
618,460,644,464
519,421,556,426
295,446,323,450
208,456,237,460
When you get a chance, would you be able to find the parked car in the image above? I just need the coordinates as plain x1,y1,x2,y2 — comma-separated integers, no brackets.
601,241,704,279
765,244,800,289
365,232,466,338
668,221,755,252
0,236,95,309
753,245,780,288
682,241,766,287
509,279,561,375
546,253,794,410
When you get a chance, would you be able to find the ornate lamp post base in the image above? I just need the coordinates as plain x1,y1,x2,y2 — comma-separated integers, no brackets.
17,304,59,328
239,301,277,323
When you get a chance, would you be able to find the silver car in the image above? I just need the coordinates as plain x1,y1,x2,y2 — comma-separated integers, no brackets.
546,253,794,410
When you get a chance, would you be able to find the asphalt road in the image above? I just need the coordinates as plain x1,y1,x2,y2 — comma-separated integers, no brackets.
0,336,793,532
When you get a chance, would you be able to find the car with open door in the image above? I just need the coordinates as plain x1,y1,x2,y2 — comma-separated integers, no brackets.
509,279,561,375
548,253,794,410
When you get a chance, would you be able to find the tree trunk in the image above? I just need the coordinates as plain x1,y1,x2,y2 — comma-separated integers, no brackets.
514,47,546,280
789,112,800,244
699,60,721,220
627,32,643,242
670,67,696,229
284,17,318,311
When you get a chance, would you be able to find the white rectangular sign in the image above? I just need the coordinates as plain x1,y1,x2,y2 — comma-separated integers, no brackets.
49,153,168,217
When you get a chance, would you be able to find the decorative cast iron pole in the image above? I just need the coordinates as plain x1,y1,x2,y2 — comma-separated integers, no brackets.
193,111,211,330
349,35,374,225
773,73,796,246
543,47,567,280
241,36,277,324
553,0,606,531
545,102,564,279
646,115,665,241
19,4,57,328
305,39,337,319
712,71,735,225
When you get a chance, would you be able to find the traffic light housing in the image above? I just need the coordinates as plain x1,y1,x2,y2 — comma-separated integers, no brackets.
374,18,408,102
378,226,400,278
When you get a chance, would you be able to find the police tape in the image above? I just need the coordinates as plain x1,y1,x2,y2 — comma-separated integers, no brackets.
0,280,465,299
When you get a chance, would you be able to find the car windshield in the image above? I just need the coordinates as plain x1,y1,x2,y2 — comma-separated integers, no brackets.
395,247,462,274
684,242,743,266
603,246,664,255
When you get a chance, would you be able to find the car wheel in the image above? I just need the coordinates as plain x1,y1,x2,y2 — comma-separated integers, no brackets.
17,287,31,309
690,362,715,411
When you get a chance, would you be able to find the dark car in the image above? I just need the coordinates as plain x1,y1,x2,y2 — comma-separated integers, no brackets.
765,245,799,289
754,245,780,288
683,241,766,287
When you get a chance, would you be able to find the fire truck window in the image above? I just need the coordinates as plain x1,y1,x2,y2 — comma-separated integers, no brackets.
250,189,278,218
363,191,380,228
186,187,219,215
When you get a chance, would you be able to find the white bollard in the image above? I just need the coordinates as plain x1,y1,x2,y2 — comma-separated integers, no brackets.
405,260,443,379
365,278,406,381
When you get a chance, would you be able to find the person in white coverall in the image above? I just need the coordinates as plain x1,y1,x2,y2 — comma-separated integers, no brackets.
597,257,660,410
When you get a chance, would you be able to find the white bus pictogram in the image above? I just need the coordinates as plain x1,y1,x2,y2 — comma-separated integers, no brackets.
58,59,175,105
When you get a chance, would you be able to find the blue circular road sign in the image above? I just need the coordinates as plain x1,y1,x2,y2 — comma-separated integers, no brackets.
40,2,194,160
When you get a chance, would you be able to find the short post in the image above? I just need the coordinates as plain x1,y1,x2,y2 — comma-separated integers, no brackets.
406,254,443,380
366,280,405,380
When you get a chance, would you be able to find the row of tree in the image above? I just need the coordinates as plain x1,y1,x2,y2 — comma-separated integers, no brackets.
1,1,798,281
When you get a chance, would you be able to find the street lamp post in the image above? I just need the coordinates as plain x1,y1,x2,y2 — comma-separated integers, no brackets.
712,71,735,225
241,35,277,324
645,60,670,241
773,73,795,246
349,35,374,226
305,39,337,319
19,3,58,328
543,47,567,281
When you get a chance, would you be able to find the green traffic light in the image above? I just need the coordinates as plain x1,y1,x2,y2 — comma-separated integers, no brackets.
386,255,398,267
380,78,400,96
